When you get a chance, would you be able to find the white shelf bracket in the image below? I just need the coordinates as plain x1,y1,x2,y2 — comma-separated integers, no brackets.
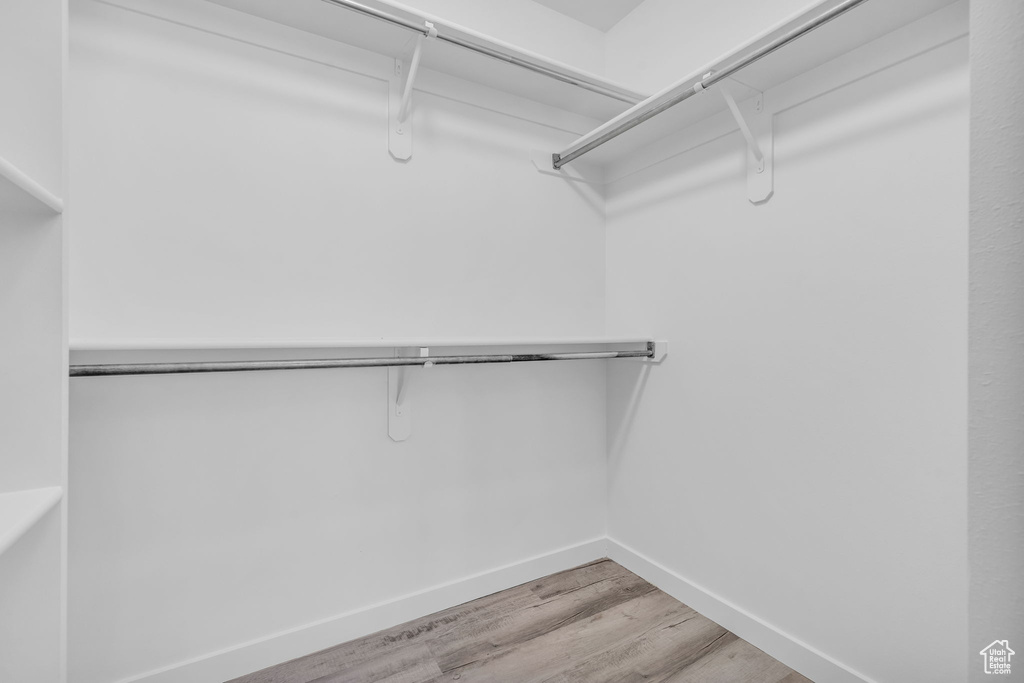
388,347,431,441
389,22,437,161
719,81,774,204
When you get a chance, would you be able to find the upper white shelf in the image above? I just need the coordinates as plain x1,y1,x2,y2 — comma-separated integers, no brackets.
70,336,653,351
558,0,962,167
205,0,645,121
0,487,63,557
0,155,64,214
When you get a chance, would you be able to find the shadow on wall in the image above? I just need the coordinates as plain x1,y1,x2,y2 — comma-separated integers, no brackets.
607,36,967,221
79,0,388,124
415,92,605,218
773,38,967,169
607,360,653,477
606,135,743,219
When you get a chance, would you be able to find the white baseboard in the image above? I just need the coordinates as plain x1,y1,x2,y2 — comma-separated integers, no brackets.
115,537,874,683
116,538,608,683
606,538,875,683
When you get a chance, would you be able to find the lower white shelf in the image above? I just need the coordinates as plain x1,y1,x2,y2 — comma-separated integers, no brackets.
69,336,655,351
0,487,63,557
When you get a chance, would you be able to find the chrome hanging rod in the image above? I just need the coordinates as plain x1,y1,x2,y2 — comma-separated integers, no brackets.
320,0,642,105
70,345,655,377
552,0,870,170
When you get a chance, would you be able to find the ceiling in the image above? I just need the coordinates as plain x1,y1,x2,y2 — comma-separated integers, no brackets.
531,0,646,32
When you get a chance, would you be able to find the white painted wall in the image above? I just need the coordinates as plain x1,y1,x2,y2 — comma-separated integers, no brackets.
0,211,65,493
67,1,607,681
70,352,607,683
968,1,1024,680
604,3,968,682
68,0,605,342
0,0,64,191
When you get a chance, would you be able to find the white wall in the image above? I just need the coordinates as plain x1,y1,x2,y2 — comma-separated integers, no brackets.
67,1,608,681
968,1,1024,679
604,3,968,682
68,0,605,342
0,211,65,492
0,0,64,191
70,352,607,683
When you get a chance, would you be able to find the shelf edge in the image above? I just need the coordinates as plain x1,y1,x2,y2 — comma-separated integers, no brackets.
0,487,64,558
374,0,647,103
0,155,64,214
70,337,655,351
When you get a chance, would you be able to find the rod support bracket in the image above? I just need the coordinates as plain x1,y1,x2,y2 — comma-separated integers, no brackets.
389,22,436,161
718,81,773,203
388,347,429,441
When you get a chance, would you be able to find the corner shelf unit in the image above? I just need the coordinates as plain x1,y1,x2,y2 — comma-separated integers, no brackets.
0,487,63,557
1,0,67,680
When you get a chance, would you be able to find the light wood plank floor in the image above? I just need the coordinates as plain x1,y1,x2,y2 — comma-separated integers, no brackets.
230,559,813,683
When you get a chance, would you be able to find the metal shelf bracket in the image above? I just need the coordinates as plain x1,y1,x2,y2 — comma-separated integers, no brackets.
389,22,437,161
718,81,774,204
388,347,431,441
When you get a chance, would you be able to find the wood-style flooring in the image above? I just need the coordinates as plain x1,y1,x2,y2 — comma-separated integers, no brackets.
230,559,813,683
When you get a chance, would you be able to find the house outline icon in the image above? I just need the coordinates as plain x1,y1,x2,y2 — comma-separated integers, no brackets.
980,640,1015,674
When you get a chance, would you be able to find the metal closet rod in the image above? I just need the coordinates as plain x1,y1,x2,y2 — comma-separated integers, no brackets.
70,345,655,377
320,0,641,105
552,0,871,169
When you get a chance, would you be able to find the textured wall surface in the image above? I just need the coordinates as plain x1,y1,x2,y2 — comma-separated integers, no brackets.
969,0,1024,680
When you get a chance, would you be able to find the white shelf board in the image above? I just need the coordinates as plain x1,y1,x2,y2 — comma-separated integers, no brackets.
566,0,960,166
70,336,654,351
0,154,64,214
204,0,645,121
0,487,63,557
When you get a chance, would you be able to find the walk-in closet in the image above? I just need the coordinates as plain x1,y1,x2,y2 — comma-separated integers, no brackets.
1,0,1021,681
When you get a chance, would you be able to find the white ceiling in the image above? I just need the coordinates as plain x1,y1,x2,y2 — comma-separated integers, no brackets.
532,0,646,32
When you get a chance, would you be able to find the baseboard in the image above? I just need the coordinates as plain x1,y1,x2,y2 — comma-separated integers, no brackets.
115,538,608,683
606,538,876,683
113,536,874,683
